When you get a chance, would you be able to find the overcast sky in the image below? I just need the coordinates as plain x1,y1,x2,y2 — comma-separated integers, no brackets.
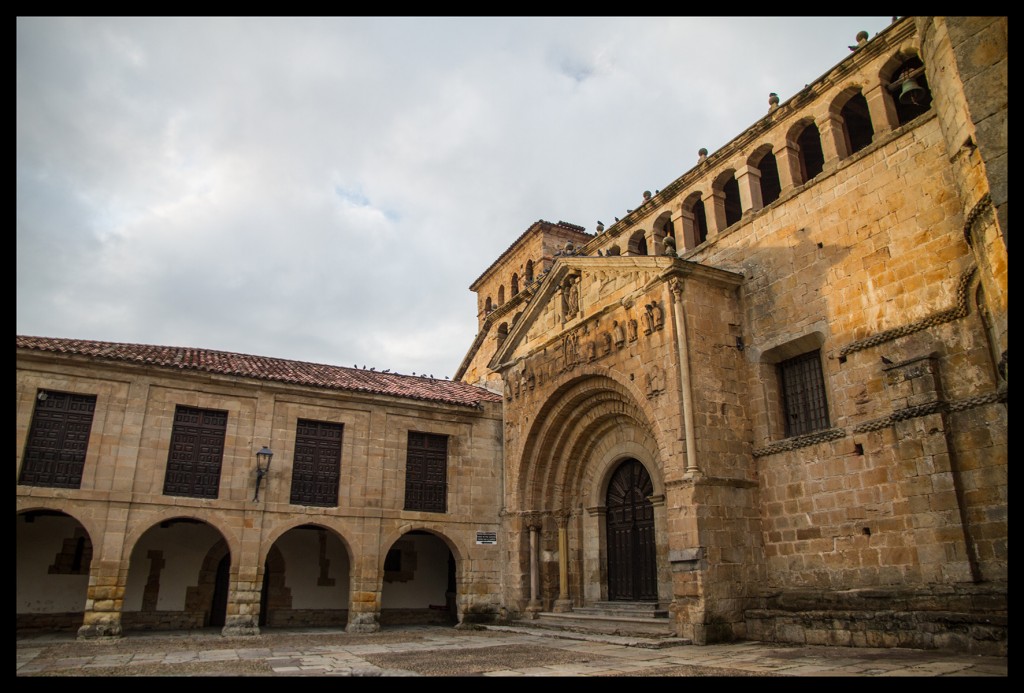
17,16,895,379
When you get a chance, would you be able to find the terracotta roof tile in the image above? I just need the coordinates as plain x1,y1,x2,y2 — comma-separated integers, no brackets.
16,336,502,408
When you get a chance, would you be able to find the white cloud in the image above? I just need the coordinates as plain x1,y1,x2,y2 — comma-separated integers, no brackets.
17,16,895,377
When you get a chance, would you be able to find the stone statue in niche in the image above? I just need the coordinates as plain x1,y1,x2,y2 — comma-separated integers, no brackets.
602,331,612,355
645,364,665,398
652,300,664,330
642,304,655,334
613,320,625,348
562,330,579,370
586,339,596,361
628,318,638,342
561,274,580,321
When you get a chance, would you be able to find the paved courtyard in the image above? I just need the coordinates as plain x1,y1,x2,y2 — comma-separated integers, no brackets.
16,625,1008,677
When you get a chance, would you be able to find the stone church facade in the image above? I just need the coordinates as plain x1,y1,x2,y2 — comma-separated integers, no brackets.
17,17,1006,654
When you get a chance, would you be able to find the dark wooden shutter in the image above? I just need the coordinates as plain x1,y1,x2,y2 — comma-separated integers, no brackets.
404,432,448,513
290,419,342,507
19,391,97,489
163,406,227,499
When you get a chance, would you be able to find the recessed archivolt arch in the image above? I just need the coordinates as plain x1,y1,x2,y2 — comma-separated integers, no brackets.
517,367,667,512
585,439,665,510
532,391,630,501
551,406,665,513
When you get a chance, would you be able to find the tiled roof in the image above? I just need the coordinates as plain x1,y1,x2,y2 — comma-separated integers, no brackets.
16,336,503,408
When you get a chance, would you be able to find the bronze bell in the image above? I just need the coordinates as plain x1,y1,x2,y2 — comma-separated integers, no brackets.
899,77,925,105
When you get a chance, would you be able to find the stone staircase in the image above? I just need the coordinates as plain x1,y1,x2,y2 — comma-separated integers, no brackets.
501,601,690,648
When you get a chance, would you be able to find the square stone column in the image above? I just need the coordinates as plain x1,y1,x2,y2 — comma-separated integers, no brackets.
736,164,764,216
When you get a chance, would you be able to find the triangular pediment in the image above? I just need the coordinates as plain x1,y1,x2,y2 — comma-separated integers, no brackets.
489,256,672,370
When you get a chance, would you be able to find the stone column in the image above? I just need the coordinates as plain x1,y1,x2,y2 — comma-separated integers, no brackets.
222,393,277,636
526,521,542,615
553,510,572,612
703,190,728,236
221,506,264,636
775,142,802,192
677,207,696,251
865,82,900,138
670,279,700,476
819,112,849,168
735,164,763,216
77,502,131,639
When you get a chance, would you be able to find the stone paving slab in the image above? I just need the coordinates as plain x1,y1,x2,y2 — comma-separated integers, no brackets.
16,625,1008,677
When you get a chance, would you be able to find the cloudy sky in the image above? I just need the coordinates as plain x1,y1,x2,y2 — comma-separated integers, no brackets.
17,16,894,379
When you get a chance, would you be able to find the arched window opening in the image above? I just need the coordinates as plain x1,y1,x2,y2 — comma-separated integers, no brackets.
496,322,509,345
497,285,505,306
651,214,674,255
693,199,708,245
628,230,648,256
756,151,782,206
723,177,742,227
840,91,874,156
525,260,534,283
606,245,621,257
890,57,932,125
511,273,519,296
484,296,492,313
796,122,825,183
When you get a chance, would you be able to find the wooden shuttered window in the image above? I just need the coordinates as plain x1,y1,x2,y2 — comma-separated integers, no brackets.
19,390,97,489
404,431,448,513
290,419,342,507
162,405,227,499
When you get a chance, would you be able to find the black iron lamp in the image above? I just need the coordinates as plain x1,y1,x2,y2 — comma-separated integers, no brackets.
254,446,273,502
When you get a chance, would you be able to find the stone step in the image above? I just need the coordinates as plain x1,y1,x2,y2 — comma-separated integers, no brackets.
520,609,678,641
572,601,669,618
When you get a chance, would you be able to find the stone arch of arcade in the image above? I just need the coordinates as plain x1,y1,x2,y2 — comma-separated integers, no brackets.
258,520,355,630
379,525,466,626
17,506,96,633
514,368,673,608
120,514,233,631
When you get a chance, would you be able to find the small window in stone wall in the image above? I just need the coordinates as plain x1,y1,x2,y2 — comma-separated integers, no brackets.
778,350,831,437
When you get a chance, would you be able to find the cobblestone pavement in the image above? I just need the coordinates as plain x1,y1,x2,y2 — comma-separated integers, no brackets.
17,625,1008,677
